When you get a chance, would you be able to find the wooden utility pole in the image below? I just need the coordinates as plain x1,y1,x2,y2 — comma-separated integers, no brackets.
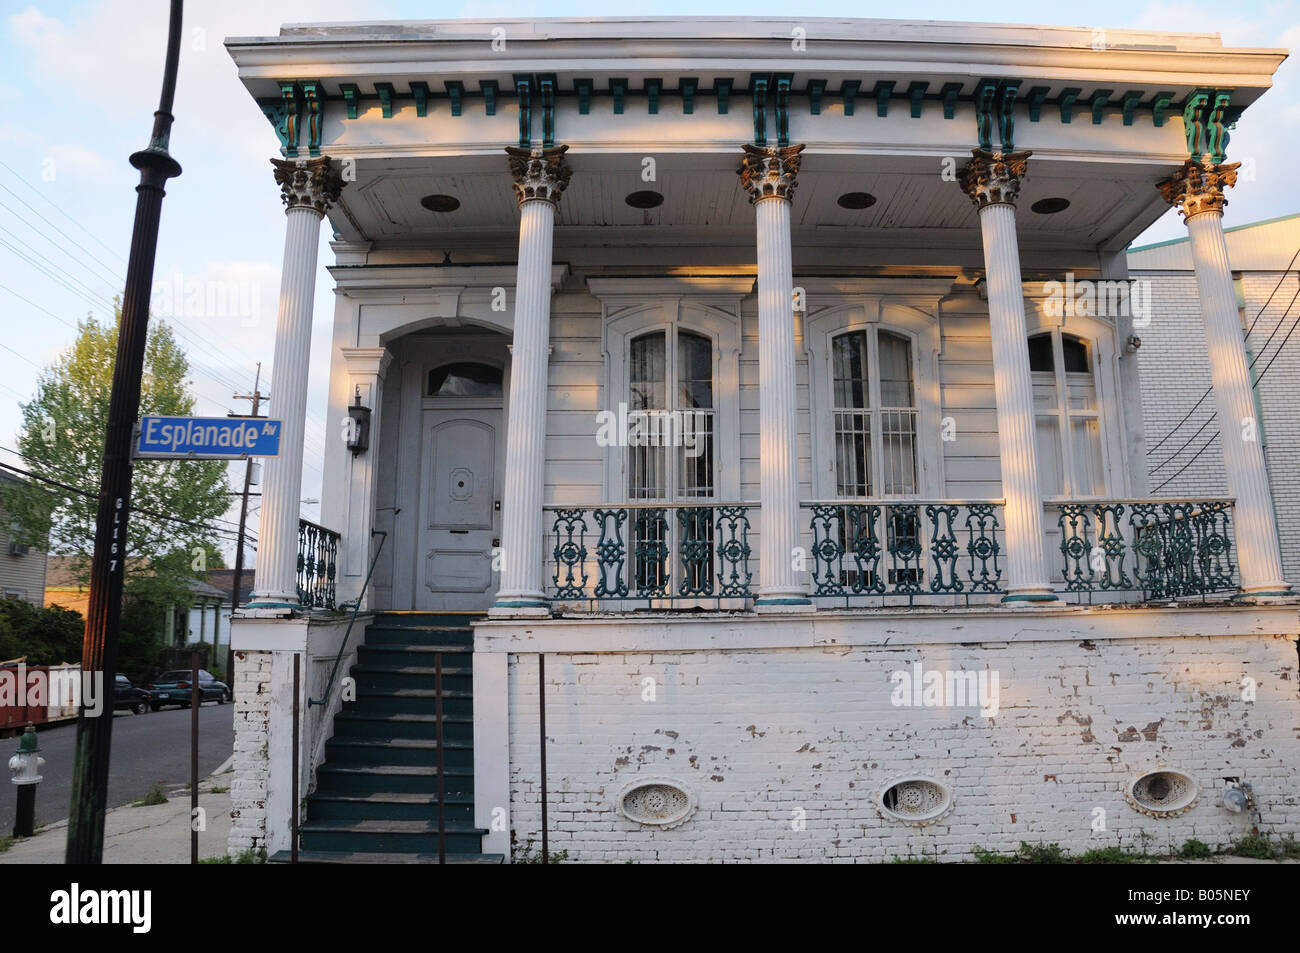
227,363,266,692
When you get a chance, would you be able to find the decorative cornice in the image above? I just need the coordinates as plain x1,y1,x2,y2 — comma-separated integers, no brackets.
271,156,344,213
957,148,1031,209
738,143,805,204
505,144,572,206
1156,156,1239,219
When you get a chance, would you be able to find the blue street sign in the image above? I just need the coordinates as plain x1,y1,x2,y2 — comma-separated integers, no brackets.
135,415,282,459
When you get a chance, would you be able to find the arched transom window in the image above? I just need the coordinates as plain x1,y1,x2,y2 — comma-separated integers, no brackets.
1029,330,1103,496
627,328,715,501
831,328,918,497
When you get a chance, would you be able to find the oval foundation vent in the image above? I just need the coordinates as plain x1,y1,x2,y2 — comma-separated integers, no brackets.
617,778,697,829
1127,770,1197,817
877,778,954,825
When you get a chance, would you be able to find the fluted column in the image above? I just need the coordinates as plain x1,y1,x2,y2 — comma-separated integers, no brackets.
250,157,344,609
490,145,571,618
1158,159,1290,595
740,144,811,610
958,150,1056,602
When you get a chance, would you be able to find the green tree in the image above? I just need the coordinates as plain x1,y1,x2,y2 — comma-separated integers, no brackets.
1,312,231,618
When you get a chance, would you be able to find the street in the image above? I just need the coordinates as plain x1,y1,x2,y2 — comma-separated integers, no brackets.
1,703,233,835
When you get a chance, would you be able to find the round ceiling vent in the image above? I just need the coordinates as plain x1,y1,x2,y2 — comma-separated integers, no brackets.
625,190,665,209
877,778,954,825
837,191,877,210
1030,197,1071,214
420,193,461,213
1126,769,1197,817
617,777,696,829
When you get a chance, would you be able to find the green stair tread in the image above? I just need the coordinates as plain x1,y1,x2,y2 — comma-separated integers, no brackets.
360,645,473,654
318,764,473,776
270,849,503,864
351,664,474,676
300,819,488,834
335,712,472,723
310,792,473,805
328,737,473,750
354,687,474,698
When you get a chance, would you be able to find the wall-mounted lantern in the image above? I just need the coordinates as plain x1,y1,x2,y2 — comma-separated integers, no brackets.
347,385,371,455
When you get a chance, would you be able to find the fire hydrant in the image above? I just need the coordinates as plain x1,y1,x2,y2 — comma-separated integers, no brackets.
8,723,44,838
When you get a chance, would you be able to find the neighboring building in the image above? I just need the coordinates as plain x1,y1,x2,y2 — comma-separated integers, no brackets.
1131,214,1300,582
42,556,88,616
225,17,1300,863
0,470,48,605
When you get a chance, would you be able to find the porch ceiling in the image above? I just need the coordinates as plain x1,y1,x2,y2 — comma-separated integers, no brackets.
329,151,1167,253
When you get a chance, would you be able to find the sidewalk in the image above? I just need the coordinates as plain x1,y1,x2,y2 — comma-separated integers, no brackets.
0,765,235,864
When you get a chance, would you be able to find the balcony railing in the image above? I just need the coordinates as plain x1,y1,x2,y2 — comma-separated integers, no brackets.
543,497,1240,612
808,500,1007,607
1048,499,1237,602
297,518,340,610
545,503,755,609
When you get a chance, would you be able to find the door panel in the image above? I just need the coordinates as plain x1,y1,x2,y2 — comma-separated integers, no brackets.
417,408,501,610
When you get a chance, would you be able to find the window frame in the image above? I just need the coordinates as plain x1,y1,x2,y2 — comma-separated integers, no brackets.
1028,328,1106,500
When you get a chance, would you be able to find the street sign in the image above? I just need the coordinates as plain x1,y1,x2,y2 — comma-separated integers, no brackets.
134,415,282,459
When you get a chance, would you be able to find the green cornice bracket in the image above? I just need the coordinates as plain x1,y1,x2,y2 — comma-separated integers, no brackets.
714,78,732,114
974,79,998,151
997,80,1019,151
277,81,302,156
258,98,294,157
1027,86,1049,122
841,80,860,116
807,79,826,115
480,80,499,116
873,80,895,117
573,78,591,115
514,74,532,148
339,83,360,120
1120,90,1143,126
645,78,662,114
301,80,324,156
1204,89,1233,163
374,82,395,119
1090,89,1113,125
774,74,792,147
1182,88,1211,157
538,74,556,147
750,73,770,147
940,82,962,120
610,78,627,115
446,81,464,117
680,77,698,115
1059,87,1081,124
410,81,429,117
1151,91,1174,127
908,81,928,118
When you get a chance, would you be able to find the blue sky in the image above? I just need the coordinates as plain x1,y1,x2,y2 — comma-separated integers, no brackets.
1,1,1296,560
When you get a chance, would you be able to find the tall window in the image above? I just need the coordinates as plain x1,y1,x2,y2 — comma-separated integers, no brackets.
832,329,918,497
1030,331,1104,496
628,329,715,501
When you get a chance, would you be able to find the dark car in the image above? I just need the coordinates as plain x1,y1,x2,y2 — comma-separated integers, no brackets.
113,674,151,715
147,669,230,711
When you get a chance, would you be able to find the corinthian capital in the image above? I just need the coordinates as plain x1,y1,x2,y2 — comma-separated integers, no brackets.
506,144,572,206
1156,157,1239,220
271,156,344,214
957,149,1031,209
738,143,805,203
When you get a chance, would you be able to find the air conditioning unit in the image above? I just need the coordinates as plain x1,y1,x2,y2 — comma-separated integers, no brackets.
8,541,29,556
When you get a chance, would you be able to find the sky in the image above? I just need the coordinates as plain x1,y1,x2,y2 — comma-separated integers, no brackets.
0,0,1296,566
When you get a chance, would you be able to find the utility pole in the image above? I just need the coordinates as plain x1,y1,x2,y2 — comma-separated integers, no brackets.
227,363,266,693
66,0,184,863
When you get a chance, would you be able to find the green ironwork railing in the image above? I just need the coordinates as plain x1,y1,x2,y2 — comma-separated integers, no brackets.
808,500,1006,607
297,518,339,610
1050,499,1237,602
545,503,755,608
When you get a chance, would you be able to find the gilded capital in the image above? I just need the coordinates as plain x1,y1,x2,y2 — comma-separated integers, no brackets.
1157,157,1239,220
506,144,572,206
271,156,344,214
957,149,1031,209
738,143,805,204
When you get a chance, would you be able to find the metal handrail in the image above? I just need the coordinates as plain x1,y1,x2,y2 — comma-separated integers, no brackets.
309,528,387,708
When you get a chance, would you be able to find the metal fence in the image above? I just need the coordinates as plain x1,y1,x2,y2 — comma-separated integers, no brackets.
297,518,340,610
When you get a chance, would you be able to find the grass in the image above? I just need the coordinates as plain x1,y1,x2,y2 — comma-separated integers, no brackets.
131,783,168,807
200,847,265,864
511,840,570,864
0,835,12,854
210,785,229,794
1178,838,1214,859
963,834,1300,865
971,845,1016,864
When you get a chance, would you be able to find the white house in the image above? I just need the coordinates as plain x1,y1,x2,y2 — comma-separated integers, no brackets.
224,17,1300,863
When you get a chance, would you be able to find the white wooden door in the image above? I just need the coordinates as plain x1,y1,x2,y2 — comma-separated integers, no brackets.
416,408,501,610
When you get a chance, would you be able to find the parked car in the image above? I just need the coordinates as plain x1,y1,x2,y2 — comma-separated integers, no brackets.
147,669,230,711
113,674,151,715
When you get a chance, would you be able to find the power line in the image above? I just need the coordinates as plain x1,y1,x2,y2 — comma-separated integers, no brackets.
0,159,128,265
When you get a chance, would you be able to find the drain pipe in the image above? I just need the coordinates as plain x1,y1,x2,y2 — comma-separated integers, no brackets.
539,653,548,864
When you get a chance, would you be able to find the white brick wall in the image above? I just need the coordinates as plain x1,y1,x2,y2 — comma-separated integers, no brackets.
506,633,1300,862
227,649,272,856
